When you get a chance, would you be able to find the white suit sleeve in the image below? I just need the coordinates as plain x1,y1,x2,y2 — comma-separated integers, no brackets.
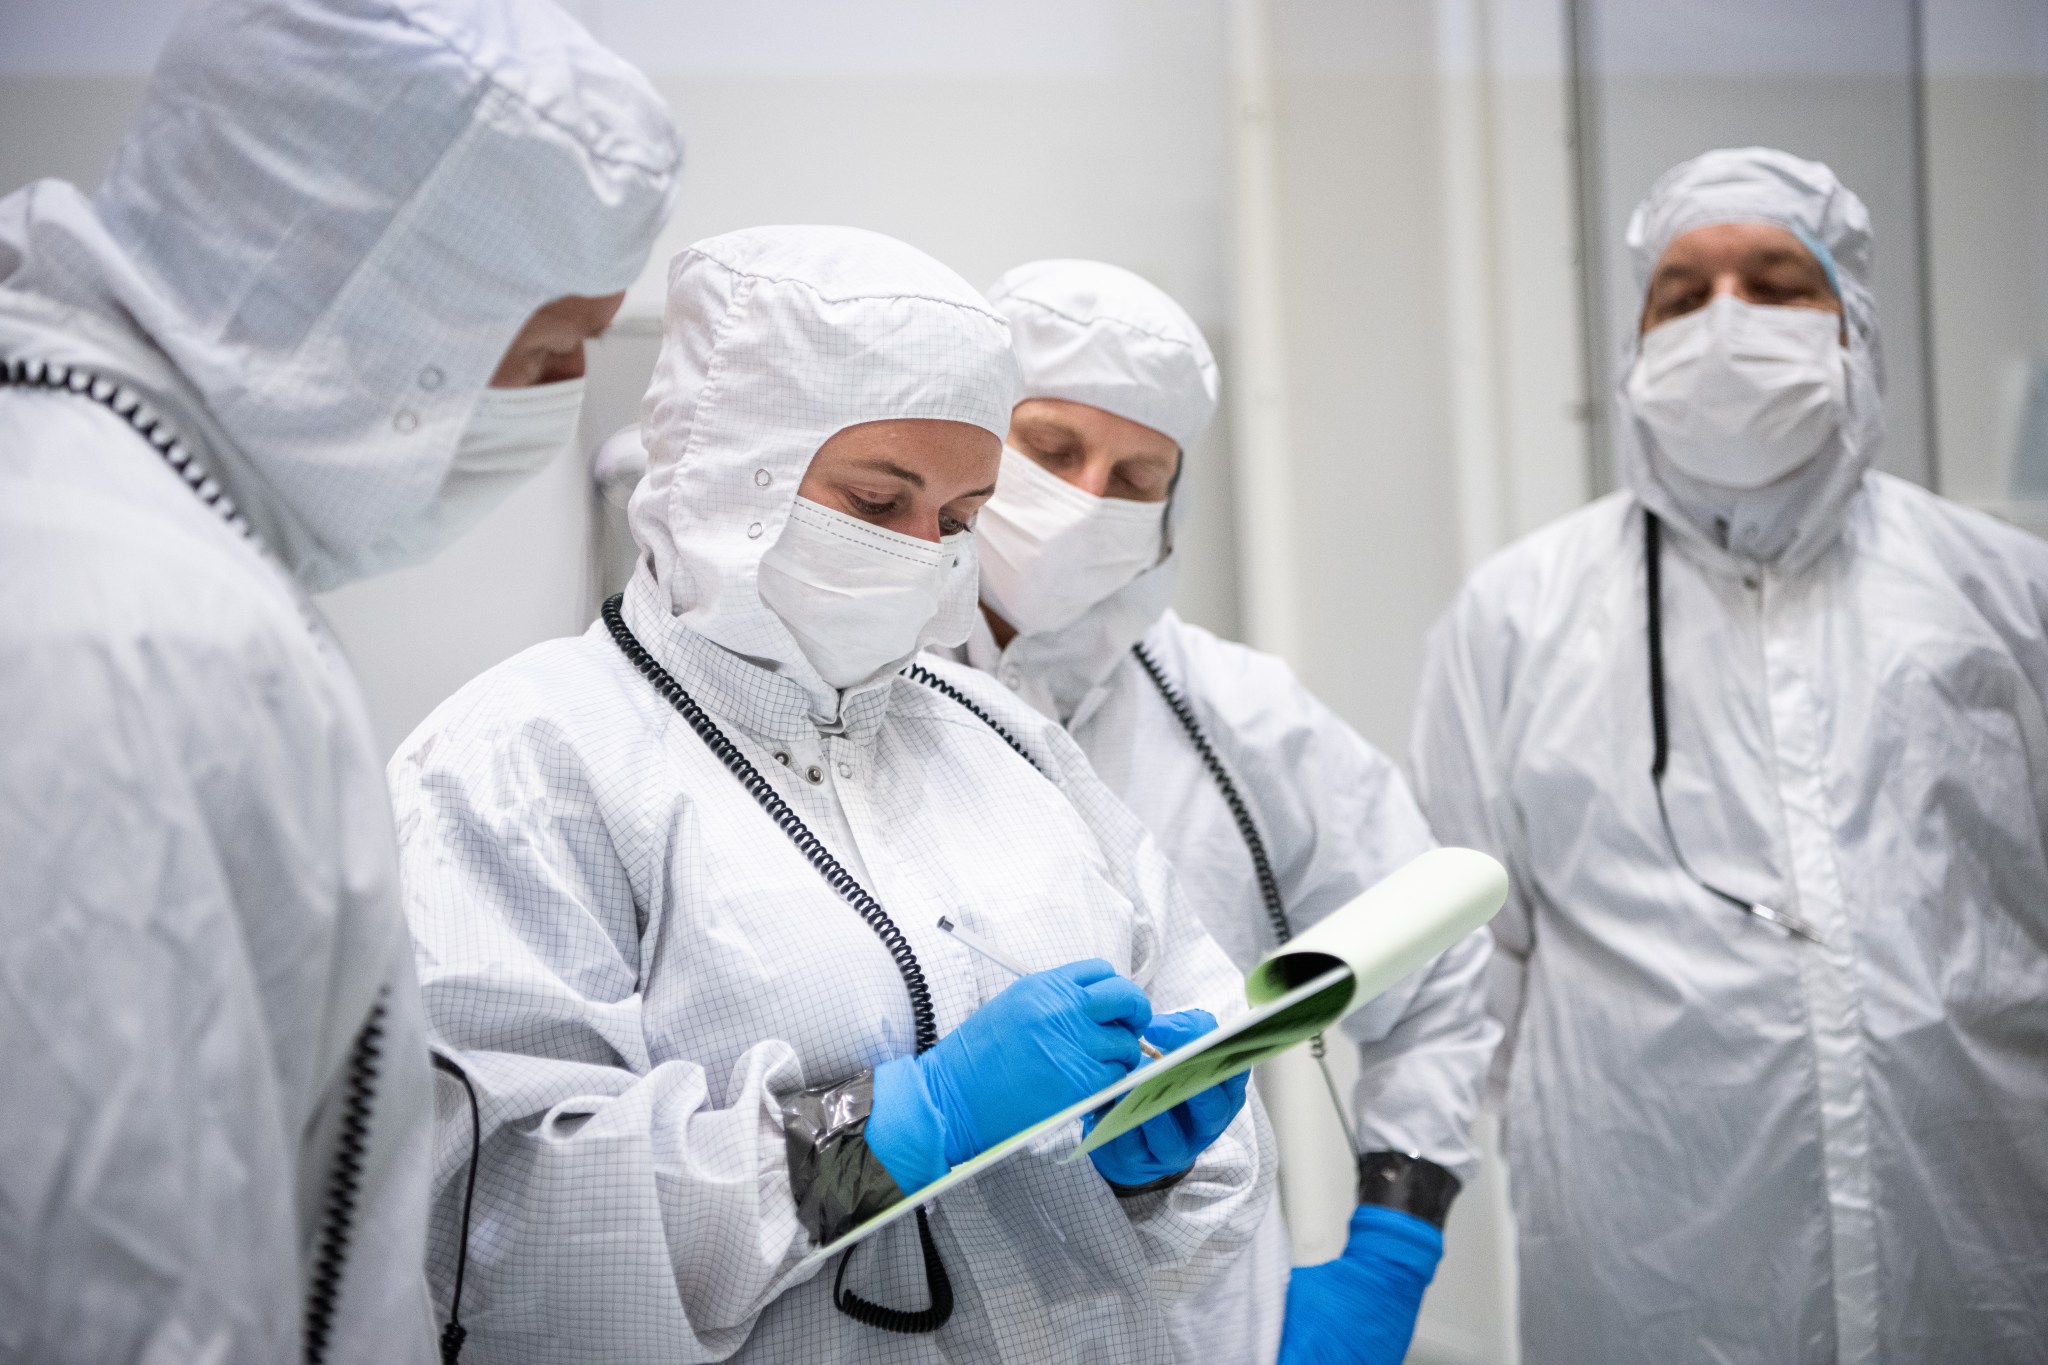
1177,629,1497,1185
392,708,815,1364
1024,714,1278,1305
1408,578,1535,1105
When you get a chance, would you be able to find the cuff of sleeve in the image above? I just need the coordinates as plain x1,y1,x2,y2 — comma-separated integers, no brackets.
1105,1166,1192,1198
1355,1150,1461,1229
866,1055,951,1194
779,1071,908,1245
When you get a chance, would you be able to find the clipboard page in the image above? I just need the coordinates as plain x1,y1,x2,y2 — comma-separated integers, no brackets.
795,963,1353,1270
1077,846,1509,1153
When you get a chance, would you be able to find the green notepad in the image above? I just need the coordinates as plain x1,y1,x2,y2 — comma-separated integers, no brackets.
797,847,1508,1268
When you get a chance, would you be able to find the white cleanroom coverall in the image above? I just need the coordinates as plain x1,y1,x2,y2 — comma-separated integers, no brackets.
1411,147,2048,1364
390,226,1275,1364
956,260,1496,1365
0,2,679,1361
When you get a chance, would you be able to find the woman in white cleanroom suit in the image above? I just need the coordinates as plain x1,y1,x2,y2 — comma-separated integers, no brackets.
0,1,677,1362
389,226,1273,1363
952,260,1496,1365
1411,147,2048,1363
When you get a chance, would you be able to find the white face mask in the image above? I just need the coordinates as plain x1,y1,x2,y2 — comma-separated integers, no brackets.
1627,294,1846,491
974,445,1165,636
365,377,586,572
757,496,965,690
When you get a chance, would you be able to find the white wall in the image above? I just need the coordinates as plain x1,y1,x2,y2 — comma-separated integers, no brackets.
1922,0,2048,524
1228,4,1584,1360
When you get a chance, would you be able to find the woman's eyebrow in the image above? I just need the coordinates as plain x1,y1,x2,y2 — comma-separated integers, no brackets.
851,458,924,489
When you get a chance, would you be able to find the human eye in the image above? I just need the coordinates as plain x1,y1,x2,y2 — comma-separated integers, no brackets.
1022,437,1079,471
844,489,897,517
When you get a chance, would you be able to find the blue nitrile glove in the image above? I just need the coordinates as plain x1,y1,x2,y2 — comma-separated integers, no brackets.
1085,1009,1250,1189
866,959,1151,1192
1278,1204,1444,1365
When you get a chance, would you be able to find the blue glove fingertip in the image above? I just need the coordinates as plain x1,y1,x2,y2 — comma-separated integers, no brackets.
1142,1007,1217,1051
1079,973,1153,1033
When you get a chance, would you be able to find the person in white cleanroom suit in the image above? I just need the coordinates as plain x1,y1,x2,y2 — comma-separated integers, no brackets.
951,259,1496,1365
388,225,1274,1364
1411,146,2048,1364
0,0,678,1360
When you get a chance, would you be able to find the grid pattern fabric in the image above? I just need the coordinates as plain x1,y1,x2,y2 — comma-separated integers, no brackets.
392,577,1273,1364
957,608,1498,1365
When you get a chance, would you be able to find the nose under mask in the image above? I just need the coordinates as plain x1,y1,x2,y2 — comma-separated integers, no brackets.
757,496,968,691
1627,294,1846,491
975,445,1166,637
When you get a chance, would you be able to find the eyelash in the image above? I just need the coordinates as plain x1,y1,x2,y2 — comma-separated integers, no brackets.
847,493,896,516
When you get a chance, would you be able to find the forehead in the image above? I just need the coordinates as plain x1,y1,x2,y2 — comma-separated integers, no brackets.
1012,397,1178,455
1654,221,1820,275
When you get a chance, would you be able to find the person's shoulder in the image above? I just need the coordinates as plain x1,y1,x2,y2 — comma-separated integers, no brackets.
1465,492,1633,602
1140,612,1314,723
1432,492,1634,646
895,650,1059,749
895,650,1114,794
392,626,655,770
1,403,333,720
1863,472,2048,575
1143,610,1410,776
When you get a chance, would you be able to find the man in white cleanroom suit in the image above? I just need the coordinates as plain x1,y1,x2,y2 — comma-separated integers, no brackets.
0,0,678,1360
1411,147,2048,1363
952,260,1496,1365
388,225,1274,1363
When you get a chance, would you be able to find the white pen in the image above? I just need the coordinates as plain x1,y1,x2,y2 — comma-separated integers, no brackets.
937,915,1164,1060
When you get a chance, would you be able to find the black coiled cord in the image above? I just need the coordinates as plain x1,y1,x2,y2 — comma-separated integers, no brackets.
1132,643,1290,950
431,1054,483,1364
602,594,953,1334
0,357,253,540
4,356,391,1360
1131,641,1360,1154
901,660,1040,772
304,988,389,1365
